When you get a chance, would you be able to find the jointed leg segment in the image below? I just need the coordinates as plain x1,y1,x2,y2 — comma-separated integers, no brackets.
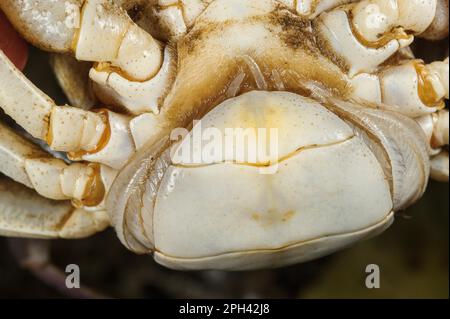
0,121,117,206
0,50,135,169
0,174,109,239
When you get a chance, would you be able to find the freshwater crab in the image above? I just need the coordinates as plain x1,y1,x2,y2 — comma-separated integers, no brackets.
0,0,448,271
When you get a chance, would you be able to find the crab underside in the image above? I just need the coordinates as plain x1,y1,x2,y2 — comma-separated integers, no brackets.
0,0,448,271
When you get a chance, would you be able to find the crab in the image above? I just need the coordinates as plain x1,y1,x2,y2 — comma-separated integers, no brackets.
0,0,448,272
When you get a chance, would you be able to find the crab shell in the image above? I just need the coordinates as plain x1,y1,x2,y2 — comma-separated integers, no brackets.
108,91,430,271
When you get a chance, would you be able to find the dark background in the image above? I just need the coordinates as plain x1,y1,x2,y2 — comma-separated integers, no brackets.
0,39,448,299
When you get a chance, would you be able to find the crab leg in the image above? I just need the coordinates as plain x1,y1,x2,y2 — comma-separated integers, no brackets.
78,0,174,114
0,50,136,169
0,0,172,115
430,151,449,182
143,0,214,39
351,58,449,117
0,122,117,208
314,0,438,76
351,56,448,182
90,46,175,115
417,109,449,182
0,0,162,81
0,175,109,239
417,110,450,149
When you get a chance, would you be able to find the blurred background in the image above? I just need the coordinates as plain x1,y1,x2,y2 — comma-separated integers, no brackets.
0,36,448,299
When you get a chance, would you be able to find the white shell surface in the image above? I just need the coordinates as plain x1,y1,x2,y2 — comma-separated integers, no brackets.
155,213,394,271
152,92,393,269
172,91,354,165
